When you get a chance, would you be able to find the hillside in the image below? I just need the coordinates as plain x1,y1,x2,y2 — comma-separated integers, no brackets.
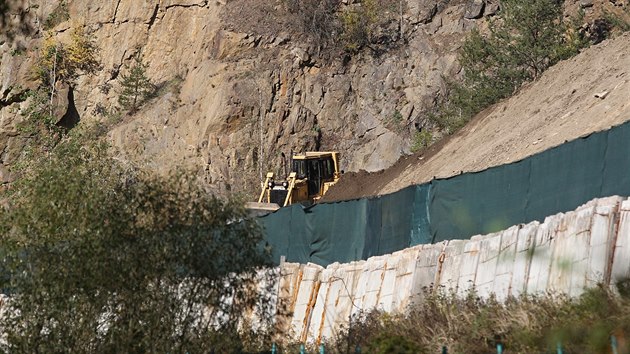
325,32,630,201
1,0,629,201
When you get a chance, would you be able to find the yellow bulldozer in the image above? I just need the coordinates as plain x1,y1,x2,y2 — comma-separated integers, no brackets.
246,151,342,214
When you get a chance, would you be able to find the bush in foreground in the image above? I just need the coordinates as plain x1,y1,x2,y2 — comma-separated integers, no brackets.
0,131,273,353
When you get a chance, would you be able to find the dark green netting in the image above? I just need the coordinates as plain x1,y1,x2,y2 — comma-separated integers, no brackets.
429,159,530,243
524,130,607,221
602,123,630,197
259,187,420,266
366,186,416,258
410,184,432,246
261,120,630,266
307,199,368,265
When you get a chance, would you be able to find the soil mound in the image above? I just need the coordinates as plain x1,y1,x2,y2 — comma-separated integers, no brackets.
326,33,630,200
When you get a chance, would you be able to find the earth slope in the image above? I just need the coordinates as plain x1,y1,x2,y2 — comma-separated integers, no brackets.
325,33,630,201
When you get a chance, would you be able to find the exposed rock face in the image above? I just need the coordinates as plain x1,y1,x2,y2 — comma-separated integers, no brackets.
0,0,483,196
464,0,485,19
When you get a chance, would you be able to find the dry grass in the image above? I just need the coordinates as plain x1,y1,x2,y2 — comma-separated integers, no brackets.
310,285,630,354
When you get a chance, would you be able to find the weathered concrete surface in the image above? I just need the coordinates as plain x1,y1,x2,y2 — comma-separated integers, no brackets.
277,196,630,343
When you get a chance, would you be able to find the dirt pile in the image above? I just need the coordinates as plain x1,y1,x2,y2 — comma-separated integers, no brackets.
325,32,630,201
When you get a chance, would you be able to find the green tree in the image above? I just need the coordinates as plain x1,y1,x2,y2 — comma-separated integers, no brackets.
0,131,273,353
118,55,155,114
433,0,587,134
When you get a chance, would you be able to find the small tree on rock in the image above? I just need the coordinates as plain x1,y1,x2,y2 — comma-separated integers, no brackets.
118,55,155,114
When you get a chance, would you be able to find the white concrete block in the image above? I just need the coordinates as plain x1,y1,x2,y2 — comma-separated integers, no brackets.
511,221,538,297
378,256,400,312
474,232,503,298
568,206,596,296
318,276,344,339
526,215,559,294
547,212,573,294
493,225,519,300
457,239,481,296
611,198,630,289
323,263,363,338
306,267,336,342
437,240,466,292
392,251,419,310
350,261,372,318
290,264,323,338
360,258,388,311
546,205,593,296
411,244,443,299
586,198,621,287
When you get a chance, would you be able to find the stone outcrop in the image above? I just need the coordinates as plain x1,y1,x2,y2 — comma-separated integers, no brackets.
0,0,475,195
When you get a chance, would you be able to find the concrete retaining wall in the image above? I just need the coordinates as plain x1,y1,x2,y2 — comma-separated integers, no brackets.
274,196,630,343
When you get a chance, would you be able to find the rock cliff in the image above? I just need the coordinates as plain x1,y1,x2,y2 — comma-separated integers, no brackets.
0,0,619,197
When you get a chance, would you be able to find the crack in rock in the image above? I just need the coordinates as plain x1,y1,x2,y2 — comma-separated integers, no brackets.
164,1,209,11
147,4,159,30
112,0,122,23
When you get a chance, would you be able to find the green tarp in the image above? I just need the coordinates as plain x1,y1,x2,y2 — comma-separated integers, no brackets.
261,120,630,266
260,186,424,266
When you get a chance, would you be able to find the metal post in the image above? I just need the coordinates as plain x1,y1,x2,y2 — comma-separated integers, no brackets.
612,335,619,354
271,343,277,354
557,342,563,354
320,344,325,354
300,344,305,354
497,344,503,354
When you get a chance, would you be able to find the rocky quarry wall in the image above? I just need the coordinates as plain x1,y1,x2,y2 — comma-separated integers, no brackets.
0,0,478,196
2,0,616,197
274,196,630,343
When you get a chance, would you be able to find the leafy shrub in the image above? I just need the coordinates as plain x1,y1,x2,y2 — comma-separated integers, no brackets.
365,334,424,354
411,129,432,153
34,26,99,93
329,286,630,353
339,0,401,53
29,26,98,132
43,0,69,30
284,0,341,51
0,132,274,353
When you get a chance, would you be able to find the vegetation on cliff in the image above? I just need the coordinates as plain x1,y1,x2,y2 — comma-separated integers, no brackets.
411,0,630,151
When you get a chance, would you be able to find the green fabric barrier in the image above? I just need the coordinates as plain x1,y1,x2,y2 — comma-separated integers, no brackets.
260,186,421,266
365,186,416,258
524,130,606,222
602,122,630,197
429,159,530,243
307,199,368,265
410,184,432,246
261,120,630,266
260,199,370,266
429,120,630,241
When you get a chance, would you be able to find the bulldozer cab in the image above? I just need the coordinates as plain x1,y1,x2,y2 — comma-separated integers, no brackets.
292,153,338,197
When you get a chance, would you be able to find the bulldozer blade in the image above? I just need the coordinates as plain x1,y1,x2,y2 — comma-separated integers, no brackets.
245,202,281,217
